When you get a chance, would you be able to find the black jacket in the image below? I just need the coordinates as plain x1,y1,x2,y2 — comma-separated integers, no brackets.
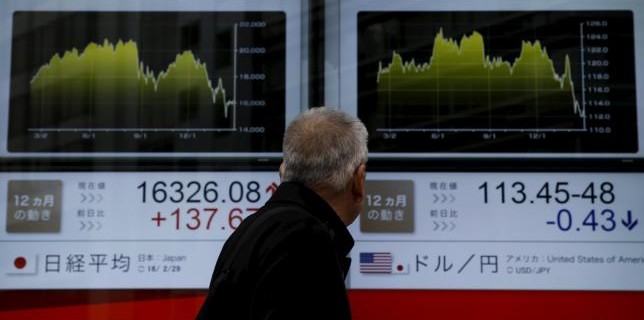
196,182,354,320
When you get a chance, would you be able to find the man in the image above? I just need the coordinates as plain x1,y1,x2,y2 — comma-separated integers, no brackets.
196,107,368,320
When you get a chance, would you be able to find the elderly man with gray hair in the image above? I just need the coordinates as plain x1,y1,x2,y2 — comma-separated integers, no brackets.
197,107,368,320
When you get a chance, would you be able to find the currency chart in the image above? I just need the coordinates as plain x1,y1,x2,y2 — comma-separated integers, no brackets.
9,12,286,153
357,11,637,153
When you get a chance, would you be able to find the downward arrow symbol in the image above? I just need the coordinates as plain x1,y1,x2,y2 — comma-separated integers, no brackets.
621,210,639,231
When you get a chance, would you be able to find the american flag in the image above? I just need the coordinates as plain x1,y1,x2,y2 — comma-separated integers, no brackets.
360,252,392,274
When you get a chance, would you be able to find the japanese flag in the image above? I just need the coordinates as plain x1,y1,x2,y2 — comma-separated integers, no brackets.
5,255,38,275
392,262,410,275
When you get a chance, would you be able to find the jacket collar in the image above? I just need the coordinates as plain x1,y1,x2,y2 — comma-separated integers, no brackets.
267,181,355,257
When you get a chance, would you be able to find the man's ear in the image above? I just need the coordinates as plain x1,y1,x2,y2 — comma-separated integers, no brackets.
352,163,367,202
279,162,285,181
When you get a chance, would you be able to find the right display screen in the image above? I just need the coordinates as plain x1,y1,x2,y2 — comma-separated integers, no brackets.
357,11,636,153
335,0,644,310
338,0,644,159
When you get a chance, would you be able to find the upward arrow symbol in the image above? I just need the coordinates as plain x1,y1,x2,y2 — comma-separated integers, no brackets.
265,182,278,194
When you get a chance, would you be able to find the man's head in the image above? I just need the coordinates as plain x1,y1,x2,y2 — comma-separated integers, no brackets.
280,107,368,225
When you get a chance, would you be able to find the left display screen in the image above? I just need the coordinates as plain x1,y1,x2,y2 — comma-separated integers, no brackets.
0,0,304,158
9,11,285,153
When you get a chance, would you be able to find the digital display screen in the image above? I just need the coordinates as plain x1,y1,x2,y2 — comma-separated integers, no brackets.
349,173,644,291
0,0,303,158
331,0,644,313
358,11,636,153
338,0,644,159
9,11,285,153
1,171,281,289
1,0,643,319
1,171,642,291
